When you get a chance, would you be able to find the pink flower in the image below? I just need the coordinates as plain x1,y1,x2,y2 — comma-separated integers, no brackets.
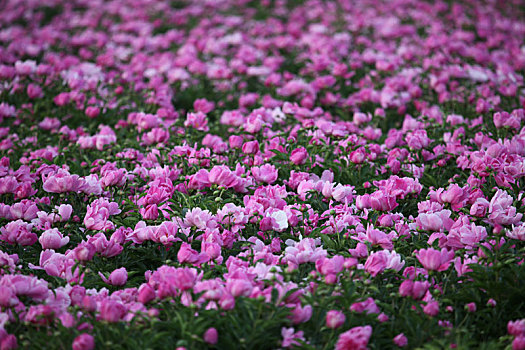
251,164,278,184
316,255,344,284
416,248,454,271
290,304,312,324
417,210,453,232
138,284,156,304
56,204,73,222
335,325,372,350
0,274,49,301
270,210,288,232
470,197,489,217
508,319,525,336
100,267,128,286
348,242,368,258
290,147,308,165
0,103,16,118
508,225,525,241
244,113,264,133
184,207,216,230
177,242,209,265
423,300,439,316
226,278,253,298
53,92,70,106
350,298,380,315
202,134,227,153
73,242,96,262
42,169,85,193
141,204,159,220
259,217,274,231
27,83,43,99
393,333,408,347
466,302,477,313
39,117,61,131
229,135,244,149
72,334,95,350
494,111,521,129
171,267,198,291
209,165,239,188
189,169,211,189
15,60,36,75
242,140,260,154
364,250,404,276
39,228,69,249
513,336,525,350
363,225,394,250
436,184,467,211
406,129,431,149
0,176,18,194
184,112,209,131
326,310,346,329
446,218,487,249
0,334,17,349
350,148,367,164
488,189,522,226
399,280,430,300
357,191,398,211
332,184,354,202
281,327,305,348
193,98,215,114
85,106,100,118
83,199,120,231
353,112,372,126
142,128,170,145
100,169,127,188
0,220,37,246
203,328,218,345
10,200,38,221
99,299,126,322
0,286,19,307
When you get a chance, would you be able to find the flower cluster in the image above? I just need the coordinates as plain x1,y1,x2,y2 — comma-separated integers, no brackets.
0,0,524,349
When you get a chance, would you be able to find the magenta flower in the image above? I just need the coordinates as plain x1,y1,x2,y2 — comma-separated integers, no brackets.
100,267,128,286
316,255,344,284
85,106,100,118
290,147,308,165
251,164,278,184
0,220,37,246
184,111,209,131
393,333,408,347
203,327,218,345
42,169,85,193
39,228,69,249
99,299,126,322
137,284,156,304
335,325,372,350
72,334,95,350
364,250,404,276
416,248,455,272
83,198,120,231
326,310,346,329
241,140,259,154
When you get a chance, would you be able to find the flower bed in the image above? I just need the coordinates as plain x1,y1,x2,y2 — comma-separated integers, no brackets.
0,0,524,349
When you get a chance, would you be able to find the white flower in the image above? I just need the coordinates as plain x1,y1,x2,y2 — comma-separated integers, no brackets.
271,210,288,232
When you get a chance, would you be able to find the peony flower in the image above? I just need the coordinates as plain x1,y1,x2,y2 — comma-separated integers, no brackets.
335,325,372,350
72,334,95,350
416,248,455,272
39,228,69,249
326,310,346,329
